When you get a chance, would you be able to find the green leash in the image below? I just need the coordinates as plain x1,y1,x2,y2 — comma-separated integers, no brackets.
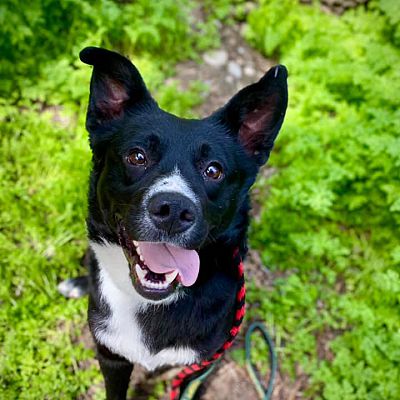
179,322,277,400
245,322,277,400
179,362,219,400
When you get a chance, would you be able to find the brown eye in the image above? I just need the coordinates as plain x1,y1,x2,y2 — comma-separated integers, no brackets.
204,162,223,180
127,149,147,166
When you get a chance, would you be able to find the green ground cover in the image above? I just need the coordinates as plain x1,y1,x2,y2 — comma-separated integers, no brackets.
0,0,399,399
246,0,400,398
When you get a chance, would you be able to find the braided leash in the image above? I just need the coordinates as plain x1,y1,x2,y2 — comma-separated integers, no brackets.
169,248,246,400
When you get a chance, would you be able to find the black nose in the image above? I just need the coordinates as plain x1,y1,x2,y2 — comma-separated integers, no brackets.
147,193,196,234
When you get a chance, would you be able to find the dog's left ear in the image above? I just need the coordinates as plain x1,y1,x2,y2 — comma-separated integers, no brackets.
80,47,153,129
215,65,288,165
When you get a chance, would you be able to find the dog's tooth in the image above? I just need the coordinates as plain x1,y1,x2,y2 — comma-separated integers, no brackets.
157,283,164,289
143,278,156,289
133,240,138,247
165,271,178,284
139,255,144,262
136,246,142,256
139,273,173,290
135,264,146,281
142,280,151,288
143,280,166,290
160,281,169,289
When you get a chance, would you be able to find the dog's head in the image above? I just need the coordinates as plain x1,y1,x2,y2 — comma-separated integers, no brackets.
81,47,287,301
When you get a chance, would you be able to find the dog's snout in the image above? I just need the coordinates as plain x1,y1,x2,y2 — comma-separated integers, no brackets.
147,193,196,234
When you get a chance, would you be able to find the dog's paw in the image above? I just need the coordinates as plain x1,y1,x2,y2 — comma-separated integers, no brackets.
57,276,89,298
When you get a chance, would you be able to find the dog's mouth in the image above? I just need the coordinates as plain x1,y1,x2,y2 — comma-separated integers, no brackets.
118,225,200,301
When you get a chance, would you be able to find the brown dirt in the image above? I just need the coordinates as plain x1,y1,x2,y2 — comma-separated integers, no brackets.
175,24,275,118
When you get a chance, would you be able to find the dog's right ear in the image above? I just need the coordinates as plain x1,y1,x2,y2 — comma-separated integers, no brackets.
80,47,153,128
213,65,288,166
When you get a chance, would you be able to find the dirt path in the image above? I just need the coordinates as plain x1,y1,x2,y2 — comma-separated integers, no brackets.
175,24,275,117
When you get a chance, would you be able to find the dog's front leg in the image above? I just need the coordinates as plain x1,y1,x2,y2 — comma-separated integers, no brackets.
97,344,133,400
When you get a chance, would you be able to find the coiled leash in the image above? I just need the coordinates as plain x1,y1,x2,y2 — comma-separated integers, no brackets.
245,322,277,400
169,249,277,400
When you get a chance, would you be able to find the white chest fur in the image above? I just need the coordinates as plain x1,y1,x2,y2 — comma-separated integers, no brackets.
90,241,198,371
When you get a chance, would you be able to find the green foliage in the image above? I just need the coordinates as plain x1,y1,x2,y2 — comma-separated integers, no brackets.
2,0,399,398
157,80,209,118
0,108,96,398
374,0,400,45
203,0,248,21
0,297,100,399
0,0,220,105
246,0,400,398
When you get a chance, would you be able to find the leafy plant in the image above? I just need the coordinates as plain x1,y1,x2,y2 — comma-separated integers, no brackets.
2,0,399,398
246,0,400,398
0,0,220,106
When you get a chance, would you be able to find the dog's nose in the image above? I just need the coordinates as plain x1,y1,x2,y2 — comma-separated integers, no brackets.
147,193,196,234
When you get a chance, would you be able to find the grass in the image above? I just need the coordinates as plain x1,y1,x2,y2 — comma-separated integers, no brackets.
1,0,399,399
245,0,400,398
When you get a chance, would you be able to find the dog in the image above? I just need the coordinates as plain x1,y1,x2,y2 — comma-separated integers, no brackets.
73,46,287,399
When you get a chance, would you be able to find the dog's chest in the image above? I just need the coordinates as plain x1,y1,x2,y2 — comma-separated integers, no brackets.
91,242,198,370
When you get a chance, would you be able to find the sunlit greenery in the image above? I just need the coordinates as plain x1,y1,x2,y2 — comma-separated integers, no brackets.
1,0,399,399
246,0,400,398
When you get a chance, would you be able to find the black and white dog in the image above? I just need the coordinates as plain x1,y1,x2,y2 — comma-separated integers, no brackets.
77,47,287,399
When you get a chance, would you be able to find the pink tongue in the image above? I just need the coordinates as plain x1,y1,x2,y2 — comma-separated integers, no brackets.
138,242,200,287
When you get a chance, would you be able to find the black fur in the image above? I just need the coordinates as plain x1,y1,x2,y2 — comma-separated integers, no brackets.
79,47,287,399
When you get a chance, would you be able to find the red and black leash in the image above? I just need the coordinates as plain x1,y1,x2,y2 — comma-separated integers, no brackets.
170,248,246,400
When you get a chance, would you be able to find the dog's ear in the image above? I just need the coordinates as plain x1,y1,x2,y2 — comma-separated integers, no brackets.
80,47,153,127
215,65,288,165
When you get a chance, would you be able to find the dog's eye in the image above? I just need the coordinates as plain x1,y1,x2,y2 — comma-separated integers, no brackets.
204,162,223,180
127,149,147,166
